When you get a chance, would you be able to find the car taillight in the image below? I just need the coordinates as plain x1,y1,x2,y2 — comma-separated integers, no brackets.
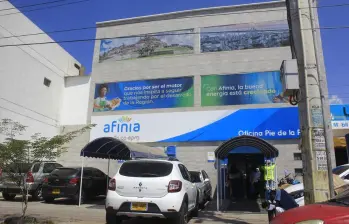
43,177,48,183
168,180,182,193
108,178,116,191
69,177,79,184
26,171,34,183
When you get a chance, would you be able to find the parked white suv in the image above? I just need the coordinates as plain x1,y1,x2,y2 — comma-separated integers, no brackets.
105,159,199,224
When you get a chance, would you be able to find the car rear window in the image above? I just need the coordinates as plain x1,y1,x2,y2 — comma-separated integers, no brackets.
189,171,201,183
3,163,32,173
119,161,173,177
332,166,349,175
50,168,79,177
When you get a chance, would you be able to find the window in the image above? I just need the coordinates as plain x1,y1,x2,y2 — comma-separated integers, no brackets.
83,169,93,177
50,168,78,177
43,77,51,87
202,170,209,180
332,165,349,175
92,169,105,178
294,153,302,161
189,171,202,183
295,168,303,176
178,164,190,181
119,161,173,178
344,174,349,180
289,190,304,199
43,163,62,173
32,163,41,173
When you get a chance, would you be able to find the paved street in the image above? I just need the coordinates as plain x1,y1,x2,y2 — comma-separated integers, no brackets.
0,196,268,224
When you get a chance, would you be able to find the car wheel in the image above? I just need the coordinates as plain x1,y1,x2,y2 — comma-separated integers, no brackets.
74,189,85,205
2,192,16,201
43,197,54,203
31,186,43,201
170,201,188,224
106,213,122,224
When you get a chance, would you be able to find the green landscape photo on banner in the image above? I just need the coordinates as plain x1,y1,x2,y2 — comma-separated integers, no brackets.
201,71,289,106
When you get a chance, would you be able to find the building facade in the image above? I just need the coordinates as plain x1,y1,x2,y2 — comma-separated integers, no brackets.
0,1,88,141
56,1,349,188
57,1,300,184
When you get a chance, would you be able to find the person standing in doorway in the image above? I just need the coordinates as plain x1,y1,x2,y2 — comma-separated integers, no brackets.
250,167,261,199
228,164,242,201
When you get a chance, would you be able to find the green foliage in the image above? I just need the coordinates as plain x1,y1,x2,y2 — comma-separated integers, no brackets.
0,119,95,183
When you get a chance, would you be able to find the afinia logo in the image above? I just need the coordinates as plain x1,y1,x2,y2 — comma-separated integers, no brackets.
103,116,141,133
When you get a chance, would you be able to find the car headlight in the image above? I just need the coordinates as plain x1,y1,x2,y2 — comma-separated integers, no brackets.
296,220,324,224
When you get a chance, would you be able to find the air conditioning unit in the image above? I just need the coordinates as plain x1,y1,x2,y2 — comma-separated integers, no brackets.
280,59,299,97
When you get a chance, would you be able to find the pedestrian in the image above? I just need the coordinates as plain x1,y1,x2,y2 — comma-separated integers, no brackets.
228,164,242,200
250,167,261,199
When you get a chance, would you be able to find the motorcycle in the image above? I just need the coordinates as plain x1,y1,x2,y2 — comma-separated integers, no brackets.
278,172,301,189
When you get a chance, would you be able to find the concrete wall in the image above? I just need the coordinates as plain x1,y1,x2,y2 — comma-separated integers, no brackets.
60,76,91,126
0,1,82,141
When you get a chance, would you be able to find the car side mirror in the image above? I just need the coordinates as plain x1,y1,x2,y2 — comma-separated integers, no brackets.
204,178,210,182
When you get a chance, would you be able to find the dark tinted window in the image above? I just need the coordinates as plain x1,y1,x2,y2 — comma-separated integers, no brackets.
289,190,304,199
3,163,31,173
189,172,202,183
83,169,93,177
178,165,190,181
43,163,62,173
202,171,209,180
32,163,41,173
92,169,105,178
330,188,349,205
119,161,173,177
51,168,79,177
333,166,349,175
345,174,349,180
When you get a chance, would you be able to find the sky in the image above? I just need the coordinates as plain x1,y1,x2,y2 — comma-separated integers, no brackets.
8,0,349,103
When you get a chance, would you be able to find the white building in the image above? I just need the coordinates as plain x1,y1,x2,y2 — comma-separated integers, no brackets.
0,1,90,141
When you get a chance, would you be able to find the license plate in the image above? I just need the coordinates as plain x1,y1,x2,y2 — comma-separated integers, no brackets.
130,202,147,211
52,189,60,194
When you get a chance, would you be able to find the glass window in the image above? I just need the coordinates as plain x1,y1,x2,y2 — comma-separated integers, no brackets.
344,174,349,180
83,169,93,177
32,163,41,173
43,163,62,173
92,169,105,178
189,171,202,183
333,166,349,175
178,165,190,181
183,165,192,182
4,163,32,174
50,168,79,177
119,161,173,178
293,153,302,161
202,171,209,180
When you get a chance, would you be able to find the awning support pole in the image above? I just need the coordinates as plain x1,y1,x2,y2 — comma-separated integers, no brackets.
216,159,220,212
107,155,110,193
78,152,84,207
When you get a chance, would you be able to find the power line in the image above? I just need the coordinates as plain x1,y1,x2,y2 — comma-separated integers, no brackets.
0,97,59,122
2,25,349,48
0,105,58,127
0,2,348,40
0,0,70,12
0,0,92,17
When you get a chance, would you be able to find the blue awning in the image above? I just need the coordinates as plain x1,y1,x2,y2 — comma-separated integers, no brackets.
80,137,167,160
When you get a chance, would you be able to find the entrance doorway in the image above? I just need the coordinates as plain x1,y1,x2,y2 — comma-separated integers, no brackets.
215,136,279,212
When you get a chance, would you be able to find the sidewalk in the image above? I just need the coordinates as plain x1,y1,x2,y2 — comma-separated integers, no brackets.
0,197,268,224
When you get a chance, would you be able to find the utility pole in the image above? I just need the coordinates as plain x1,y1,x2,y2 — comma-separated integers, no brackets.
290,0,334,204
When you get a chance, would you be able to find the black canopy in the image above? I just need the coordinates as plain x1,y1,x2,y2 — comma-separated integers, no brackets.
215,135,279,159
80,137,167,160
